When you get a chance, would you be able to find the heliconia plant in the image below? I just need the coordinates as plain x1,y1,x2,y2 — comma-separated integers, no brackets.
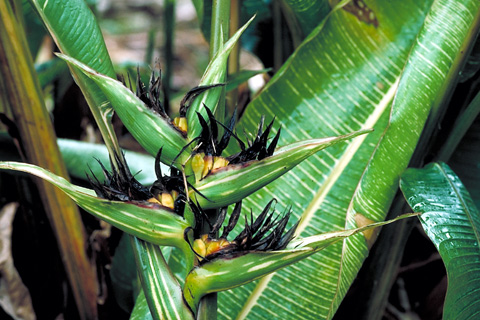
0,0,416,318
2,0,480,319
0,22,392,319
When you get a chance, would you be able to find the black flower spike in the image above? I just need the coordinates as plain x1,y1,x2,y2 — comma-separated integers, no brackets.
87,152,151,202
136,67,167,117
120,67,167,118
179,84,225,117
193,106,235,157
87,150,190,214
227,116,281,164
191,199,299,262
149,149,187,216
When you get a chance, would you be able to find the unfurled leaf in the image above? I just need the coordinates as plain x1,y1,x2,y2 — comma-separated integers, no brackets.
219,1,480,319
29,0,124,164
401,162,480,320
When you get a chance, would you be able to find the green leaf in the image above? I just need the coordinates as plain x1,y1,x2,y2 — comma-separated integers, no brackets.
0,162,191,249
400,162,480,320
226,69,271,92
57,139,158,186
130,291,154,320
29,0,124,166
29,0,115,78
218,1,480,319
193,129,371,209
282,0,331,36
56,53,189,164
131,237,195,320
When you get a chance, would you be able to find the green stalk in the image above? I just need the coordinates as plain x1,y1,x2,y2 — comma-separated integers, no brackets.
226,0,240,115
0,1,97,319
437,89,480,161
196,4,231,317
209,0,230,59
131,237,195,320
209,0,230,128
200,9,231,316
164,0,175,112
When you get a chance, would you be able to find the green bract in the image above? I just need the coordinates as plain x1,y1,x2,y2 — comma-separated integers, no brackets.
57,54,190,165
192,129,372,208
0,162,191,250
183,213,417,313
186,15,255,140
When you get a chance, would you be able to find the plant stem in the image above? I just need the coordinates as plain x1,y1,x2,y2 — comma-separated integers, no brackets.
209,0,230,128
0,1,97,319
226,0,240,115
197,294,218,320
196,1,232,307
164,0,175,113
436,89,480,161
209,0,230,59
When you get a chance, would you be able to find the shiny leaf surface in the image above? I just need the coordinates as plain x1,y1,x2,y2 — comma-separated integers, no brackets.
401,162,480,320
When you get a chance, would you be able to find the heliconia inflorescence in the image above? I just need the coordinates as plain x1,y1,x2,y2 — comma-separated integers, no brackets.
0,15,382,319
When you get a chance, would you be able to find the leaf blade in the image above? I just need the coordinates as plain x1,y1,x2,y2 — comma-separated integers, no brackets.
400,162,480,320
219,1,480,319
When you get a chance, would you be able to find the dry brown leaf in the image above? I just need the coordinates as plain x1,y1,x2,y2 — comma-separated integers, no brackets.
0,203,36,320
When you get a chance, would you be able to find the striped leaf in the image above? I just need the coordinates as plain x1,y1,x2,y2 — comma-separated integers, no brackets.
131,237,195,320
0,162,191,250
400,162,480,320
57,139,159,186
28,0,124,164
193,129,371,209
218,1,480,319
